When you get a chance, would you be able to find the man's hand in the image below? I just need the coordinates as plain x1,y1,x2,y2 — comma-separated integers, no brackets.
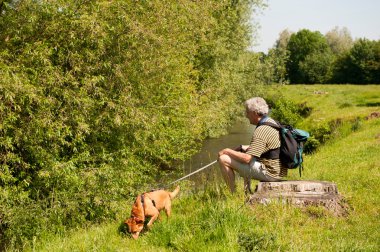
218,148,232,157
218,147,252,164
234,145,243,152
234,145,249,152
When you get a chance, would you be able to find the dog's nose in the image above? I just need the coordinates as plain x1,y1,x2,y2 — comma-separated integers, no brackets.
132,232,140,239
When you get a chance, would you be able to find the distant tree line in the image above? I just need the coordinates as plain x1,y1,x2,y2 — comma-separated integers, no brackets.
262,27,380,84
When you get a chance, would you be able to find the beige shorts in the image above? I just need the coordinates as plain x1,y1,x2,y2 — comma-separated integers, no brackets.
232,159,282,182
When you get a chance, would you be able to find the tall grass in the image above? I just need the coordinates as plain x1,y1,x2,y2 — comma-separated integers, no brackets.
23,85,380,251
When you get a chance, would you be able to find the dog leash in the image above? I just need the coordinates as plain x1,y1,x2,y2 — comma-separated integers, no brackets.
166,160,218,186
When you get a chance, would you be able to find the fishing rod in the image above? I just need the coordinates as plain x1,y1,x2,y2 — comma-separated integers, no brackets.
167,160,218,186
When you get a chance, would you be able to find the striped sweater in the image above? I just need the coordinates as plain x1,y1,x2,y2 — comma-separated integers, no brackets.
246,117,287,179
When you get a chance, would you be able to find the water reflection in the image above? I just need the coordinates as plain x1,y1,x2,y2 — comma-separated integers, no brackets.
180,119,254,184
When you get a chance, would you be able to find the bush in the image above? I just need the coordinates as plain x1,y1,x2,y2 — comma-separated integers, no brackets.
0,0,267,248
303,136,320,154
266,96,307,126
306,117,364,154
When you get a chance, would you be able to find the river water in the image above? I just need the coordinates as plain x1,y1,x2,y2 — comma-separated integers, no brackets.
178,119,254,185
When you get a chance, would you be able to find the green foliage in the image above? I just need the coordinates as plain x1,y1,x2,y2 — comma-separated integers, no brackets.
266,93,322,154
325,26,353,55
238,232,277,251
267,84,380,154
18,85,380,251
264,26,379,85
265,96,307,126
303,135,320,154
268,85,380,125
333,39,380,84
266,84,380,155
0,0,268,247
260,47,289,84
286,29,332,84
261,29,292,84
299,51,335,84
29,118,380,251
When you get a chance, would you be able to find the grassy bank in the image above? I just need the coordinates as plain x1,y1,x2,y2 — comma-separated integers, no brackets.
268,84,380,128
25,85,380,251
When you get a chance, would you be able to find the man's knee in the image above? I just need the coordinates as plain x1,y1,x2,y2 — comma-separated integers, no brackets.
218,154,231,165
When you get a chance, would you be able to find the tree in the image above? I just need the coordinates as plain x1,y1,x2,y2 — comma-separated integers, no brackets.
275,29,292,50
325,26,353,55
333,39,380,84
271,29,292,83
371,41,380,83
299,52,334,83
259,29,293,84
286,29,333,84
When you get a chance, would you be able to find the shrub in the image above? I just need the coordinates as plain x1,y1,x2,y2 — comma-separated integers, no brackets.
303,136,320,154
266,96,305,126
0,0,267,248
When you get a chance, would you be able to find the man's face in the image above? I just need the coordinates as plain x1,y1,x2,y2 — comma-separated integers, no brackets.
245,109,258,125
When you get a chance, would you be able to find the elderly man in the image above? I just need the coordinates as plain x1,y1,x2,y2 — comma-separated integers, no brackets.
218,97,286,193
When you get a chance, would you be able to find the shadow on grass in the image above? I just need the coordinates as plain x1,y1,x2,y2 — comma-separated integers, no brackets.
357,102,380,107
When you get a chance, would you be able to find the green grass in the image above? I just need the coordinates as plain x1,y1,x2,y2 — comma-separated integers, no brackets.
268,84,380,128
24,85,380,252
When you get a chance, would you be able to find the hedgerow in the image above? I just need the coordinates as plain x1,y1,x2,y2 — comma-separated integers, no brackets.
0,0,266,248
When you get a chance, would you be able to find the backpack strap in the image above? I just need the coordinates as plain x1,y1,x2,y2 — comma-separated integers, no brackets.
256,120,282,159
260,148,280,159
258,121,281,129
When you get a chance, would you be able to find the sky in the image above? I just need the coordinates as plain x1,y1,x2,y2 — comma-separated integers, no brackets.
251,0,380,53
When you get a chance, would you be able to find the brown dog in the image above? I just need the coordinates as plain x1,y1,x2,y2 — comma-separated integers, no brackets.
125,186,180,239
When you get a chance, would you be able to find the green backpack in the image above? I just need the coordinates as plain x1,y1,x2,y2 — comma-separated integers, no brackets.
258,121,310,176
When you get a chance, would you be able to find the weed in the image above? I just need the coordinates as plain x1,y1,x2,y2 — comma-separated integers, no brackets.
238,232,277,251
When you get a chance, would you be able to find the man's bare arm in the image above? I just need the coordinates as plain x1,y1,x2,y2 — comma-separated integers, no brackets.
218,148,253,164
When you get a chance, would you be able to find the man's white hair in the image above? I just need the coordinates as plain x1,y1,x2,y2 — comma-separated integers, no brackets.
244,97,269,116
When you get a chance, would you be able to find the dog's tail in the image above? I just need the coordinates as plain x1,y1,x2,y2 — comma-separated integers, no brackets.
169,185,180,199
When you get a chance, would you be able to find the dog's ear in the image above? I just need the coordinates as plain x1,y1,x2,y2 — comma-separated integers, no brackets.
134,217,144,224
125,217,133,225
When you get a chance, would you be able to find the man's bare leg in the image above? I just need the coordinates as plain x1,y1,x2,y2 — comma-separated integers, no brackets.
218,154,236,193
